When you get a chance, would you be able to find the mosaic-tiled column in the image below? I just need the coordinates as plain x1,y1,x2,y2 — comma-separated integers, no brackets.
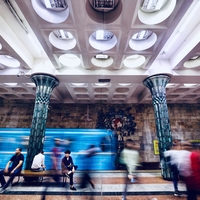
25,74,59,169
143,74,172,179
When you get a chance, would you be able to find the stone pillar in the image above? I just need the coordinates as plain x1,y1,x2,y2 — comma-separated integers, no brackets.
25,74,59,169
143,74,172,179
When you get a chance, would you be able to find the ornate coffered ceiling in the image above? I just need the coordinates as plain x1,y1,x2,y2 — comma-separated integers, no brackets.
0,0,200,104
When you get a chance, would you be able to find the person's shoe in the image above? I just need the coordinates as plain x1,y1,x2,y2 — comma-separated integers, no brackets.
131,178,136,183
0,187,6,193
174,190,184,197
70,186,77,190
38,177,43,182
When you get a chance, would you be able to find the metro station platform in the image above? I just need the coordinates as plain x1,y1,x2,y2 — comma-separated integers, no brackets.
0,170,199,200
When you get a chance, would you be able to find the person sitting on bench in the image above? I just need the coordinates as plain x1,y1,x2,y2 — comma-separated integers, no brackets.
31,151,46,182
0,147,24,192
61,149,77,190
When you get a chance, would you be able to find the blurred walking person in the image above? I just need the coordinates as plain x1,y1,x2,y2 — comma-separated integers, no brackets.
164,141,192,197
80,144,101,189
183,146,200,200
120,139,140,200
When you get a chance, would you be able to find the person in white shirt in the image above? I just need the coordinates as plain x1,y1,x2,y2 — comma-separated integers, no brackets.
164,143,191,197
31,151,46,172
120,139,140,200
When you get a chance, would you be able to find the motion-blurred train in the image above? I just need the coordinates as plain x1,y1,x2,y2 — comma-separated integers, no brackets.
0,128,118,170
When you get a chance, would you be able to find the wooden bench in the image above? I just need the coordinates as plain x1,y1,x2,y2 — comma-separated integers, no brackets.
4,170,68,186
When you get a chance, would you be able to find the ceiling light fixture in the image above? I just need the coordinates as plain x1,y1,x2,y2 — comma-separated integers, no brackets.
71,83,86,86
93,0,114,9
95,54,109,59
3,83,17,86
5,55,13,59
53,30,73,40
140,0,168,13
94,30,114,41
132,30,153,41
42,0,67,11
94,83,109,86
189,56,200,60
0,55,20,68
118,83,132,86
184,84,197,87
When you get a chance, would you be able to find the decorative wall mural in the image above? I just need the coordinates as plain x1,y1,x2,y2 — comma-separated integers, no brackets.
96,106,136,140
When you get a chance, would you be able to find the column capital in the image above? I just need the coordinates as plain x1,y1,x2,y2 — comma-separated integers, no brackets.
143,74,170,91
31,74,59,87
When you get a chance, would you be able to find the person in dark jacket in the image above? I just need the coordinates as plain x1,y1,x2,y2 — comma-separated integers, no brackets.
61,149,77,190
0,147,24,192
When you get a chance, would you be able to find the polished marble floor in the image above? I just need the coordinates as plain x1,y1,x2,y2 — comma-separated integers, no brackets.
0,170,199,200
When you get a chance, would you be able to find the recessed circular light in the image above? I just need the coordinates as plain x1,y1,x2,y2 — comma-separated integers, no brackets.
26,83,36,87
59,54,81,67
94,83,109,86
71,83,86,86
3,83,17,86
123,55,145,68
184,84,197,87
0,55,20,68
89,0,119,12
189,56,200,60
89,30,117,51
86,0,122,24
118,83,132,86
40,0,67,11
138,0,176,25
31,0,69,23
91,56,113,68
184,57,200,68
140,0,168,13
132,30,153,41
129,31,157,51
49,30,76,50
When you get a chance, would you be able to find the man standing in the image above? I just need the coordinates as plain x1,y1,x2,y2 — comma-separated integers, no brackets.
0,147,24,191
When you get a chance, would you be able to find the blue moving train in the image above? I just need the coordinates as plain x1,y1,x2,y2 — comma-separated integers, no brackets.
0,128,117,170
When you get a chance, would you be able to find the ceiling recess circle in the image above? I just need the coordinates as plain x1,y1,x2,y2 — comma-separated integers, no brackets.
49,31,76,50
91,56,113,68
89,31,117,51
129,32,157,51
59,54,81,67
32,0,69,23
0,55,20,68
86,0,122,24
123,55,145,68
138,0,176,25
